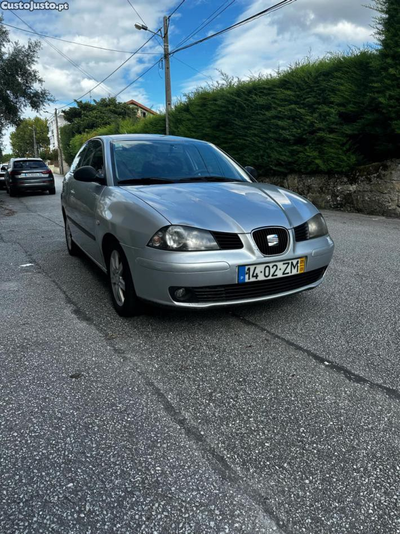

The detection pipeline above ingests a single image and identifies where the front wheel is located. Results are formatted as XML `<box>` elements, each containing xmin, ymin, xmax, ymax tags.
<box><xmin>108</xmin><ymin>244</ymin><xmax>142</xmax><ymax>317</ymax></box>
<box><xmin>64</xmin><ymin>217</ymin><xmax>80</xmax><ymax>256</ymax></box>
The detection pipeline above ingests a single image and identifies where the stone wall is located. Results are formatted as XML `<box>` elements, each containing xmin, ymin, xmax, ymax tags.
<box><xmin>261</xmin><ymin>160</ymin><xmax>400</xmax><ymax>218</ymax></box>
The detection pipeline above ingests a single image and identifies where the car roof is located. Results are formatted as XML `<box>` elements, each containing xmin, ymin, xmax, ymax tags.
<box><xmin>12</xmin><ymin>158</ymin><xmax>44</xmax><ymax>161</ymax></box>
<box><xmin>96</xmin><ymin>134</ymin><xmax>209</xmax><ymax>144</ymax></box>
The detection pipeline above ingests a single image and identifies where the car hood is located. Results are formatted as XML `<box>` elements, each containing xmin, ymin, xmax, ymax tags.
<box><xmin>122</xmin><ymin>182</ymin><xmax>318</xmax><ymax>234</ymax></box>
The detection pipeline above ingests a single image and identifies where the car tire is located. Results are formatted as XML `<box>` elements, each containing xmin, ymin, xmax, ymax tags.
<box><xmin>49</xmin><ymin>187</ymin><xmax>56</xmax><ymax>195</ymax></box>
<box><xmin>64</xmin><ymin>217</ymin><xmax>80</xmax><ymax>256</ymax></box>
<box><xmin>9</xmin><ymin>186</ymin><xmax>17</xmax><ymax>197</ymax></box>
<box><xmin>107</xmin><ymin>243</ymin><xmax>142</xmax><ymax>317</ymax></box>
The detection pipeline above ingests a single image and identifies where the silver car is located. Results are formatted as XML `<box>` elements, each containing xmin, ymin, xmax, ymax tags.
<box><xmin>61</xmin><ymin>135</ymin><xmax>334</xmax><ymax>316</ymax></box>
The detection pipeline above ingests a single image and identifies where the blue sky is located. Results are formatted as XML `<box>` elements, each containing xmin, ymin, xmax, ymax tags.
<box><xmin>1</xmin><ymin>0</ymin><xmax>375</xmax><ymax>151</ymax></box>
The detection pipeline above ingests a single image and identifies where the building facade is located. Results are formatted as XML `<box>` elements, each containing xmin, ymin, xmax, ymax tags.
<box><xmin>126</xmin><ymin>99</ymin><xmax>157</xmax><ymax>119</ymax></box>
<box><xmin>48</xmin><ymin>112</ymin><xmax>68</xmax><ymax>150</ymax></box>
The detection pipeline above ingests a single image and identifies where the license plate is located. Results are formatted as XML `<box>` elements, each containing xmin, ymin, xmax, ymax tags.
<box><xmin>238</xmin><ymin>257</ymin><xmax>306</xmax><ymax>283</ymax></box>
<box><xmin>22</xmin><ymin>173</ymin><xmax>42</xmax><ymax>178</ymax></box>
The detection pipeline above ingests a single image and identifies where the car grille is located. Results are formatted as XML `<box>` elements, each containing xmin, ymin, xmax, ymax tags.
<box><xmin>294</xmin><ymin>222</ymin><xmax>309</xmax><ymax>242</ymax></box>
<box><xmin>171</xmin><ymin>267</ymin><xmax>326</xmax><ymax>304</ymax></box>
<box><xmin>252</xmin><ymin>227</ymin><xmax>289</xmax><ymax>255</ymax></box>
<box><xmin>211</xmin><ymin>231</ymin><xmax>243</xmax><ymax>250</ymax></box>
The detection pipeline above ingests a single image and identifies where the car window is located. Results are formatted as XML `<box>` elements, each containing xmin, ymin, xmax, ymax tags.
<box><xmin>70</xmin><ymin>144</ymin><xmax>88</xmax><ymax>174</ymax></box>
<box><xmin>91</xmin><ymin>145</ymin><xmax>105</xmax><ymax>175</ymax></box>
<box><xmin>81</xmin><ymin>140</ymin><xmax>104</xmax><ymax>175</ymax></box>
<box><xmin>14</xmin><ymin>160</ymin><xmax>46</xmax><ymax>170</ymax></box>
<box><xmin>111</xmin><ymin>140</ymin><xmax>252</xmax><ymax>184</ymax></box>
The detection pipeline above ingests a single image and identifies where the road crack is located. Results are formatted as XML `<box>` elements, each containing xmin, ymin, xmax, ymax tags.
<box><xmin>231</xmin><ymin>312</ymin><xmax>400</xmax><ymax>403</ymax></box>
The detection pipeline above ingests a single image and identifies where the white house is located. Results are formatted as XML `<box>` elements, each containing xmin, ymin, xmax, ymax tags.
<box><xmin>48</xmin><ymin>112</ymin><xmax>68</xmax><ymax>150</ymax></box>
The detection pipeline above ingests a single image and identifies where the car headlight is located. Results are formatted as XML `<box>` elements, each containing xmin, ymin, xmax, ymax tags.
<box><xmin>307</xmin><ymin>214</ymin><xmax>328</xmax><ymax>239</ymax></box>
<box><xmin>148</xmin><ymin>225</ymin><xmax>219</xmax><ymax>251</ymax></box>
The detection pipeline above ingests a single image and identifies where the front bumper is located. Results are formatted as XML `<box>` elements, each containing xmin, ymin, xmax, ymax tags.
<box><xmin>122</xmin><ymin>232</ymin><xmax>334</xmax><ymax>309</ymax></box>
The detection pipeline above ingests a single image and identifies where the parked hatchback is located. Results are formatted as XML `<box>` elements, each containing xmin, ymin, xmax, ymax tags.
<box><xmin>5</xmin><ymin>158</ymin><xmax>55</xmax><ymax>196</ymax></box>
<box><xmin>61</xmin><ymin>134</ymin><xmax>334</xmax><ymax>316</ymax></box>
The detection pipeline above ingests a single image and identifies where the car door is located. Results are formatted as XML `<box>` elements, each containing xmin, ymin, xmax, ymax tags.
<box><xmin>67</xmin><ymin>139</ymin><xmax>106</xmax><ymax>265</ymax></box>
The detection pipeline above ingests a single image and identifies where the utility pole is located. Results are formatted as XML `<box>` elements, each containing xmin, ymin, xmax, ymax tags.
<box><xmin>54</xmin><ymin>108</ymin><xmax>64</xmax><ymax>175</ymax></box>
<box><xmin>135</xmin><ymin>18</ymin><xmax>172</xmax><ymax>136</ymax></box>
<box><xmin>32</xmin><ymin>125</ymin><xmax>38</xmax><ymax>158</ymax></box>
<box><xmin>163</xmin><ymin>16</ymin><xmax>172</xmax><ymax>136</ymax></box>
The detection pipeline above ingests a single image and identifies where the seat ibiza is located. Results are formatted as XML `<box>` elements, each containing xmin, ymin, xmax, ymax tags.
<box><xmin>61</xmin><ymin>134</ymin><xmax>334</xmax><ymax>316</ymax></box>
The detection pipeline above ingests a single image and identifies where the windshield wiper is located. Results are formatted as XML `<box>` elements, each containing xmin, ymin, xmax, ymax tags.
<box><xmin>175</xmin><ymin>176</ymin><xmax>243</xmax><ymax>183</ymax></box>
<box><xmin>118</xmin><ymin>177</ymin><xmax>175</xmax><ymax>185</ymax></box>
<box><xmin>118</xmin><ymin>176</ymin><xmax>244</xmax><ymax>185</ymax></box>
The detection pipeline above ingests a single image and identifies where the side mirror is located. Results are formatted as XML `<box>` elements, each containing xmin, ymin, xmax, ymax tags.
<box><xmin>245</xmin><ymin>166</ymin><xmax>258</xmax><ymax>180</ymax></box>
<box><xmin>74</xmin><ymin>165</ymin><xmax>105</xmax><ymax>184</ymax></box>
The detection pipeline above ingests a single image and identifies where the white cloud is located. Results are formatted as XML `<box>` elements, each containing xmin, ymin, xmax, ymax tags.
<box><xmin>312</xmin><ymin>21</ymin><xmax>372</xmax><ymax>43</ymax></box>
<box><xmin>180</xmin><ymin>0</ymin><xmax>375</xmax><ymax>93</ymax></box>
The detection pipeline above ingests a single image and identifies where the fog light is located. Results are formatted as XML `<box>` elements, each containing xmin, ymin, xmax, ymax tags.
<box><xmin>174</xmin><ymin>288</ymin><xmax>187</xmax><ymax>300</ymax></box>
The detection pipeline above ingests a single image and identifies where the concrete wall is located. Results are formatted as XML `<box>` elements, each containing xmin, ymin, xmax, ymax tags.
<box><xmin>48</xmin><ymin>162</ymin><xmax>70</xmax><ymax>176</ymax></box>
<box><xmin>261</xmin><ymin>160</ymin><xmax>400</xmax><ymax>218</ymax></box>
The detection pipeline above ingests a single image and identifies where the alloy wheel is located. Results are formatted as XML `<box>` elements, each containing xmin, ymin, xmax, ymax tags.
<box><xmin>65</xmin><ymin>220</ymin><xmax>73</xmax><ymax>250</ymax></box>
<box><xmin>110</xmin><ymin>249</ymin><xmax>126</xmax><ymax>307</ymax></box>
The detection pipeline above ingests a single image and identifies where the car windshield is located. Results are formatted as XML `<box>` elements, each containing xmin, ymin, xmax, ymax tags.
<box><xmin>14</xmin><ymin>160</ymin><xmax>46</xmax><ymax>170</ymax></box>
<box><xmin>111</xmin><ymin>139</ymin><xmax>253</xmax><ymax>184</ymax></box>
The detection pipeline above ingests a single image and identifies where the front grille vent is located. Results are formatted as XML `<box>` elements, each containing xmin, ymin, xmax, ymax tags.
<box><xmin>211</xmin><ymin>231</ymin><xmax>243</xmax><ymax>250</ymax></box>
<box><xmin>170</xmin><ymin>267</ymin><xmax>326</xmax><ymax>304</ymax></box>
<box><xmin>294</xmin><ymin>222</ymin><xmax>309</xmax><ymax>242</ymax></box>
<box><xmin>252</xmin><ymin>227</ymin><xmax>288</xmax><ymax>256</ymax></box>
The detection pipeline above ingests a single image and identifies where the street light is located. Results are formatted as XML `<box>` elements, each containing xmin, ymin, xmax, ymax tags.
<box><xmin>135</xmin><ymin>16</ymin><xmax>172</xmax><ymax>135</ymax></box>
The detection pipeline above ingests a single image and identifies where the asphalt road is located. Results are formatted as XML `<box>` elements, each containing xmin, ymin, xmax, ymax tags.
<box><xmin>0</xmin><ymin>174</ymin><xmax>399</xmax><ymax>534</ymax></box>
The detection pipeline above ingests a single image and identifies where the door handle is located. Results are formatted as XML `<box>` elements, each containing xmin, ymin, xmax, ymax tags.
<box><xmin>70</xmin><ymin>189</ymin><xmax>75</xmax><ymax>195</ymax></box>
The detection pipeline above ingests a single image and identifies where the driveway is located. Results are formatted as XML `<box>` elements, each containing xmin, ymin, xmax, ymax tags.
<box><xmin>0</xmin><ymin>175</ymin><xmax>399</xmax><ymax>533</ymax></box>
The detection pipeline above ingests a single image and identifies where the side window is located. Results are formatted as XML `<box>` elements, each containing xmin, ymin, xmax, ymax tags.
<box><xmin>80</xmin><ymin>142</ymin><xmax>96</xmax><ymax>167</ymax></box>
<box><xmin>70</xmin><ymin>144</ymin><xmax>87</xmax><ymax>173</ymax></box>
<box><xmin>91</xmin><ymin>145</ymin><xmax>105</xmax><ymax>176</ymax></box>
<box><xmin>81</xmin><ymin>140</ymin><xmax>105</xmax><ymax>176</ymax></box>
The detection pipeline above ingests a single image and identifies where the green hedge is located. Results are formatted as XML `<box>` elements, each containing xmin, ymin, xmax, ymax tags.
<box><xmin>66</xmin><ymin>50</ymin><xmax>399</xmax><ymax>174</ymax></box>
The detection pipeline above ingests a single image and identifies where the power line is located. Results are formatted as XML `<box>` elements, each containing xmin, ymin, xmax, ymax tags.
<box><xmin>124</xmin><ymin>0</ymin><xmax>164</xmax><ymax>50</ymax></box>
<box><xmin>59</xmin><ymin>31</ymin><xmax>160</xmax><ymax>110</ymax></box>
<box><xmin>126</xmin><ymin>0</ymin><xmax>147</xmax><ymax>26</ymax></box>
<box><xmin>0</xmin><ymin>20</ymin><xmax>160</xmax><ymax>54</ymax></box>
<box><xmin>172</xmin><ymin>56</ymin><xmax>214</xmax><ymax>81</ymax></box>
<box><xmin>168</xmin><ymin>0</ymin><xmax>187</xmax><ymax>19</ymax></box>
<box><xmin>175</xmin><ymin>0</ymin><xmax>235</xmax><ymax>50</ymax></box>
<box><xmin>113</xmin><ymin>56</ymin><xmax>163</xmax><ymax>97</ymax></box>
<box><xmin>171</xmin><ymin>0</ymin><xmax>296</xmax><ymax>56</ymax></box>
<box><xmin>10</xmin><ymin>11</ymin><xmax>114</xmax><ymax>96</ymax></box>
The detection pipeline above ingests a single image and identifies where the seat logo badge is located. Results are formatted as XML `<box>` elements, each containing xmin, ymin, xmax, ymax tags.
<box><xmin>267</xmin><ymin>234</ymin><xmax>279</xmax><ymax>247</ymax></box>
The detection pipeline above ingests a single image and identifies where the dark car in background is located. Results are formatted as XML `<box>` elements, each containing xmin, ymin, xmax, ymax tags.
<box><xmin>5</xmin><ymin>158</ymin><xmax>55</xmax><ymax>197</ymax></box>
<box><xmin>0</xmin><ymin>164</ymin><xmax>7</xmax><ymax>189</ymax></box>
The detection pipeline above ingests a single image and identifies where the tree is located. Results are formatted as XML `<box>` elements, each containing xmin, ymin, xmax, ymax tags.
<box><xmin>0</xmin><ymin>17</ymin><xmax>51</xmax><ymax>138</ymax></box>
<box><xmin>60</xmin><ymin>98</ymin><xmax>138</xmax><ymax>164</ymax></box>
<box><xmin>10</xmin><ymin>117</ymin><xmax>50</xmax><ymax>158</ymax></box>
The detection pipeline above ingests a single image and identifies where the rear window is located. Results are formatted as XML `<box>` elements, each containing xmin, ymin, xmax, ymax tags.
<box><xmin>14</xmin><ymin>160</ymin><xmax>47</xmax><ymax>170</ymax></box>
